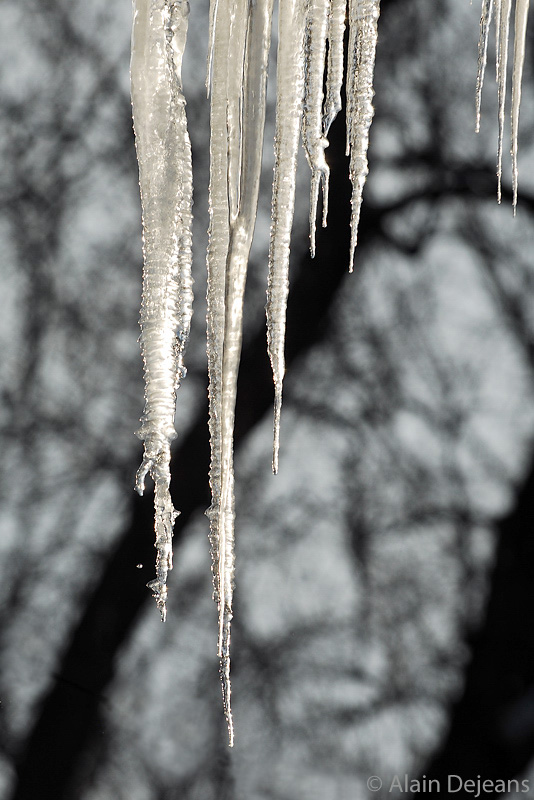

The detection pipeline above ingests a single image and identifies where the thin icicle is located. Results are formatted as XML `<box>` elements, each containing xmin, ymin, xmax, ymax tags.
<box><xmin>207</xmin><ymin>0</ymin><xmax>274</xmax><ymax>745</ymax></box>
<box><xmin>302</xmin><ymin>0</ymin><xmax>330</xmax><ymax>255</ymax></box>
<box><xmin>323</xmin><ymin>0</ymin><xmax>347</xmax><ymax>136</ymax></box>
<box><xmin>497</xmin><ymin>0</ymin><xmax>512</xmax><ymax>203</ymax></box>
<box><xmin>476</xmin><ymin>0</ymin><xmax>494</xmax><ymax>133</ymax></box>
<box><xmin>206</xmin><ymin>0</ymin><xmax>233</xmax><ymax>740</ymax></box>
<box><xmin>266</xmin><ymin>0</ymin><xmax>307</xmax><ymax>474</ymax></box>
<box><xmin>512</xmin><ymin>0</ymin><xmax>530</xmax><ymax>210</ymax></box>
<box><xmin>346</xmin><ymin>0</ymin><xmax>380</xmax><ymax>272</ymax></box>
<box><xmin>131</xmin><ymin>0</ymin><xmax>193</xmax><ymax>622</ymax></box>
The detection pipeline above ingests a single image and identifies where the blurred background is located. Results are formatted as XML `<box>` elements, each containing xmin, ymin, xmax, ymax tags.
<box><xmin>2</xmin><ymin>0</ymin><xmax>534</xmax><ymax>797</ymax></box>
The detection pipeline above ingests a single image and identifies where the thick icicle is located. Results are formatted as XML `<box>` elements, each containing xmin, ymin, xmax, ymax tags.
<box><xmin>302</xmin><ymin>0</ymin><xmax>330</xmax><ymax>255</ymax></box>
<box><xmin>207</xmin><ymin>0</ymin><xmax>274</xmax><ymax>745</ymax></box>
<box><xmin>131</xmin><ymin>0</ymin><xmax>193</xmax><ymax>622</ymax></box>
<box><xmin>512</xmin><ymin>0</ymin><xmax>530</xmax><ymax>209</ymax></box>
<box><xmin>266</xmin><ymin>0</ymin><xmax>307</xmax><ymax>474</ymax></box>
<box><xmin>346</xmin><ymin>0</ymin><xmax>381</xmax><ymax>272</ymax></box>
<box><xmin>476</xmin><ymin>0</ymin><xmax>494</xmax><ymax>133</ymax></box>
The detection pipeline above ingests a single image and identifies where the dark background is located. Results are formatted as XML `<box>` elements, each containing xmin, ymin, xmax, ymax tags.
<box><xmin>2</xmin><ymin>0</ymin><xmax>534</xmax><ymax>797</ymax></box>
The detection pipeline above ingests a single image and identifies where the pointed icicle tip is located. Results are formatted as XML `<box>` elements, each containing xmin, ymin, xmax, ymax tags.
<box><xmin>221</xmin><ymin>658</ymin><xmax>234</xmax><ymax>747</ymax></box>
<box><xmin>147</xmin><ymin>578</ymin><xmax>168</xmax><ymax>622</ymax></box>
<box><xmin>272</xmin><ymin>384</ymin><xmax>282</xmax><ymax>475</ymax></box>
<box><xmin>218</xmin><ymin>606</ymin><xmax>234</xmax><ymax>746</ymax></box>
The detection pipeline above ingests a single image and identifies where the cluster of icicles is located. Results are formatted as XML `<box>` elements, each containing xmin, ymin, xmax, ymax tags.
<box><xmin>130</xmin><ymin>0</ymin><xmax>529</xmax><ymax>744</ymax></box>
<box><xmin>477</xmin><ymin>0</ymin><xmax>531</xmax><ymax>208</ymax></box>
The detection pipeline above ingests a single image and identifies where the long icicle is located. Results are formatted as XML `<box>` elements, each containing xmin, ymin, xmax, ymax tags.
<box><xmin>266</xmin><ymin>0</ymin><xmax>307</xmax><ymax>475</ymax></box>
<box><xmin>206</xmin><ymin>0</ymin><xmax>233</xmax><ymax>740</ymax></box>
<box><xmin>207</xmin><ymin>0</ymin><xmax>274</xmax><ymax>745</ymax></box>
<box><xmin>131</xmin><ymin>0</ymin><xmax>193</xmax><ymax>622</ymax></box>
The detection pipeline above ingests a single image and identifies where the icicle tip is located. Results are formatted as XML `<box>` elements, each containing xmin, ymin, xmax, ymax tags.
<box><xmin>272</xmin><ymin>384</ymin><xmax>282</xmax><ymax>475</ymax></box>
<box><xmin>220</xmin><ymin>659</ymin><xmax>234</xmax><ymax>747</ymax></box>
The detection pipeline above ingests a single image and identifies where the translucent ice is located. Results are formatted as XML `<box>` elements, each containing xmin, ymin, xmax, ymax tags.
<box><xmin>131</xmin><ymin>0</ymin><xmax>193</xmax><ymax>622</ymax></box>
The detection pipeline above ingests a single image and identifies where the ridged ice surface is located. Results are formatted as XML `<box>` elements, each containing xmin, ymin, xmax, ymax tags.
<box><xmin>476</xmin><ymin>0</ymin><xmax>531</xmax><ymax>209</ymax></box>
<box><xmin>207</xmin><ymin>0</ymin><xmax>274</xmax><ymax>745</ymax></box>
<box><xmin>131</xmin><ymin>0</ymin><xmax>193</xmax><ymax>622</ymax></box>
<box><xmin>132</xmin><ymin>0</ymin><xmax>383</xmax><ymax>745</ymax></box>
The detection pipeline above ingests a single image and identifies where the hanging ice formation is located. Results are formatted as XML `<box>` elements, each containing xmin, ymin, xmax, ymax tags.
<box><xmin>476</xmin><ymin>0</ymin><xmax>530</xmax><ymax>209</ymax></box>
<box><xmin>131</xmin><ymin>0</ymin><xmax>193</xmax><ymax>623</ymax></box>
<box><xmin>131</xmin><ymin>0</ymin><xmax>381</xmax><ymax>744</ymax></box>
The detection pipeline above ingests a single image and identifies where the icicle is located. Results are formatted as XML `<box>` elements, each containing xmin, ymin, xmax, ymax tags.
<box><xmin>207</xmin><ymin>0</ymin><xmax>274</xmax><ymax>745</ymax></box>
<box><xmin>206</xmin><ymin>0</ymin><xmax>233</xmax><ymax>738</ymax></box>
<box><xmin>266</xmin><ymin>0</ymin><xmax>307</xmax><ymax>474</ymax></box>
<box><xmin>323</xmin><ymin>0</ymin><xmax>347</xmax><ymax>136</ymax></box>
<box><xmin>346</xmin><ymin>0</ymin><xmax>381</xmax><ymax>272</ymax></box>
<box><xmin>476</xmin><ymin>0</ymin><xmax>494</xmax><ymax>133</ymax></box>
<box><xmin>131</xmin><ymin>0</ymin><xmax>193</xmax><ymax>622</ymax></box>
<box><xmin>497</xmin><ymin>0</ymin><xmax>512</xmax><ymax>203</ymax></box>
<box><xmin>302</xmin><ymin>0</ymin><xmax>330</xmax><ymax>255</ymax></box>
<box><xmin>512</xmin><ymin>0</ymin><xmax>530</xmax><ymax>210</ymax></box>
